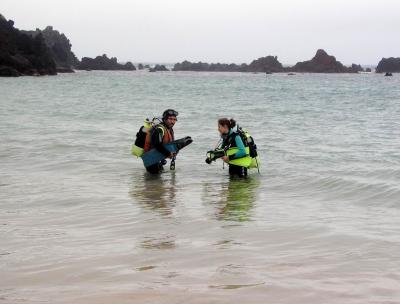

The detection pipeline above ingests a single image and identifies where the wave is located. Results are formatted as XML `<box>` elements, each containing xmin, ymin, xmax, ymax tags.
<box><xmin>282</xmin><ymin>172</ymin><xmax>400</xmax><ymax>209</ymax></box>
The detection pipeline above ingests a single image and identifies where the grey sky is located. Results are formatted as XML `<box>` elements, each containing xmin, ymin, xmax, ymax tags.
<box><xmin>2</xmin><ymin>0</ymin><xmax>399</xmax><ymax>65</ymax></box>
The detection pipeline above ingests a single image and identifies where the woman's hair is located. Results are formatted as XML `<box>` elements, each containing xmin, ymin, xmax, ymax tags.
<box><xmin>218</xmin><ymin>118</ymin><xmax>236</xmax><ymax>129</ymax></box>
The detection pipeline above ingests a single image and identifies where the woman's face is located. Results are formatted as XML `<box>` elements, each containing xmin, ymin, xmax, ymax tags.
<box><xmin>218</xmin><ymin>123</ymin><xmax>229</xmax><ymax>135</ymax></box>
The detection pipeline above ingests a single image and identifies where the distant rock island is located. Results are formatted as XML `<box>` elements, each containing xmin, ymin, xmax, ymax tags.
<box><xmin>22</xmin><ymin>26</ymin><xmax>79</xmax><ymax>73</ymax></box>
<box><xmin>77</xmin><ymin>54</ymin><xmax>136</xmax><ymax>71</ymax></box>
<box><xmin>149</xmin><ymin>64</ymin><xmax>169</xmax><ymax>72</ymax></box>
<box><xmin>173</xmin><ymin>50</ymin><xmax>364</xmax><ymax>73</ymax></box>
<box><xmin>289</xmin><ymin>49</ymin><xmax>363</xmax><ymax>73</ymax></box>
<box><xmin>247</xmin><ymin>56</ymin><xmax>284</xmax><ymax>72</ymax></box>
<box><xmin>173</xmin><ymin>61</ymin><xmax>246</xmax><ymax>72</ymax></box>
<box><xmin>376</xmin><ymin>57</ymin><xmax>400</xmax><ymax>73</ymax></box>
<box><xmin>173</xmin><ymin>55</ymin><xmax>283</xmax><ymax>72</ymax></box>
<box><xmin>0</xmin><ymin>14</ymin><xmax>56</xmax><ymax>76</ymax></box>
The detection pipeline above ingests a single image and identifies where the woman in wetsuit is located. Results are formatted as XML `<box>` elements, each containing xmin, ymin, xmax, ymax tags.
<box><xmin>218</xmin><ymin>118</ymin><xmax>248</xmax><ymax>177</ymax></box>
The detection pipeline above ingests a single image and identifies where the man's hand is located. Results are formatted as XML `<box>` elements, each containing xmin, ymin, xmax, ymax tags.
<box><xmin>222</xmin><ymin>156</ymin><xmax>229</xmax><ymax>163</ymax></box>
<box><xmin>169</xmin><ymin>152</ymin><xmax>177</xmax><ymax>159</ymax></box>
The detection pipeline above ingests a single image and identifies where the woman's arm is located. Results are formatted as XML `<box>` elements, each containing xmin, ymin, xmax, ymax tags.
<box><xmin>228</xmin><ymin>134</ymin><xmax>247</xmax><ymax>160</ymax></box>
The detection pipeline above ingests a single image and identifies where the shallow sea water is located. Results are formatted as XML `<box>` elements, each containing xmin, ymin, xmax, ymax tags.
<box><xmin>1</xmin><ymin>71</ymin><xmax>400</xmax><ymax>303</ymax></box>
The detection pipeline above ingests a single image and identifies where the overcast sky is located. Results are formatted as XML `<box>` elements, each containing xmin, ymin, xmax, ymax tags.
<box><xmin>2</xmin><ymin>0</ymin><xmax>399</xmax><ymax>65</ymax></box>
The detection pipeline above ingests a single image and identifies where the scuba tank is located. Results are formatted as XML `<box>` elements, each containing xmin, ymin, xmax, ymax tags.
<box><xmin>236</xmin><ymin>125</ymin><xmax>260</xmax><ymax>169</ymax></box>
<box><xmin>131</xmin><ymin>118</ymin><xmax>153</xmax><ymax>157</ymax></box>
<box><xmin>237</xmin><ymin>126</ymin><xmax>257</xmax><ymax>157</ymax></box>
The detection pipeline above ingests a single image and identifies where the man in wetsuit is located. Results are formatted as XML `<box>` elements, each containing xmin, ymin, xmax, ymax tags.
<box><xmin>145</xmin><ymin>109</ymin><xmax>178</xmax><ymax>174</ymax></box>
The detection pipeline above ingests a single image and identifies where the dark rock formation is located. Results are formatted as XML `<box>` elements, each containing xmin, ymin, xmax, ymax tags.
<box><xmin>172</xmin><ymin>56</ymin><xmax>284</xmax><ymax>72</ymax></box>
<box><xmin>22</xmin><ymin>26</ymin><xmax>79</xmax><ymax>72</ymax></box>
<box><xmin>149</xmin><ymin>64</ymin><xmax>169</xmax><ymax>72</ymax></box>
<box><xmin>0</xmin><ymin>66</ymin><xmax>21</xmax><ymax>76</ymax></box>
<box><xmin>173</xmin><ymin>61</ymin><xmax>209</xmax><ymax>71</ymax></box>
<box><xmin>291</xmin><ymin>49</ymin><xmax>340</xmax><ymax>73</ymax></box>
<box><xmin>124</xmin><ymin>62</ymin><xmax>136</xmax><ymax>70</ymax></box>
<box><xmin>384</xmin><ymin>72</ymin><xmax>393</xmax><ymax>76</ymax></box>
<box><xmin>209</xmin><ymin>63</ymin><xmax>247</xmax><ymax>72</ymax></box>
<box><xmin>173</xmin><ymin>53</ymin><xmax>364</xmax><ymax>73</ymax></box>
<box><xmin>290</xmin><ymin>49</ymin><xmax>361</xmax><ymax>73</ymax></box>
<box><xmin>348</xmin><ymin>64</ymin><xmax>364</xmax><ymax>73</ymax></box>
<box><xmin>173</xmin><ymin>60</ymin><xmax>247</xmax><ymax>72</ymax></box>
<box><xmin>76</xmin><ymin>54</ymin><xmax>136</xmax><ymax>70</ymax></box>
<box><xmin>138</xmin><ymin>63</ymin><xmax>144</xmax><ymax>70</ymax></box>
<box><xmin>247</xmin><ymin>56</ymin><xmax>284</xmax><ymax>72</ymax></box>
<box><xmin>376</xmin><ymin>58</ymin><xmax>400</xmax><ymax>73</ymax></box>
<box><xmin>0</xmin><ymin>14</ymin><xmax>57</xmax><ymax>76</ymax></box>
<box><xmin>366</xmin><ymin>68</ymin><xmax>372</xmax><ymax>72</ymax></box>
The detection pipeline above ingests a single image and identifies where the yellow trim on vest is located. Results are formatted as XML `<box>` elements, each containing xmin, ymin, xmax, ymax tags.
<box><xmin>157</xmin><ymin>125</ymin><xmax>165</xmax><ymax>137</ymax></box>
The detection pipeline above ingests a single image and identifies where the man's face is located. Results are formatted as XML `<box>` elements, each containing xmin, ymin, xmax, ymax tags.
<box><xmin>165</xmin><ymin>116</ymin><xmax>177</xmax><ymax>128</ymax></box>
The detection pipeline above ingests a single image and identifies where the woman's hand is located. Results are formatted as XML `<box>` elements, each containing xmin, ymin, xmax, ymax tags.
<box><xmin>222</xmin><ymin>156</ymin><xmax>229</xmax><ymax>163</ymax></box>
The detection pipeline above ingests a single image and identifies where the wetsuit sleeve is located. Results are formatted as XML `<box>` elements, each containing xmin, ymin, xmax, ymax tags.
<box><xmin>151</xmin><ymin>127</ymin><xmax>171</xmax><ymax>157</ymax></box>
<box><xmin>228</xmin><ymin>135</ymin><xmax>247</xmax><ymax>160</ymax></box>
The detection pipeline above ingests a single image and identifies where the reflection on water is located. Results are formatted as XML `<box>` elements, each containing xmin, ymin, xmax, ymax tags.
<box><xmin>209</xmin><ymin>282</ymin><xmax>265</xmax><ymax>289</ymax></box>
<box><xmin>129</xmin><ymin>172</ymin><xmax>177</xmax><ymax>217</ymax></box>
<box><xmin>141</xmin><ymin>235</ymin><xmax>176</xmax><ymax>250</ymax></box>
<box><xmin>129</xmin><ymin>172</ymin><xmax>177</xmax><ymax>250</ymax></box>
<box><xmin>204</xmin><ymin>177</ymin><xmax>261</xmax><ymax>222</ymax></box>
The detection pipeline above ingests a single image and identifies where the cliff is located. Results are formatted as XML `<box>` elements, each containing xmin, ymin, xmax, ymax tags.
<box><xmin>0</xmin><ymin>14</ymin><xmax>57</xmax><ymax>76</ymax></box>
<box><xmin>23</xmin><ymin>26</ymin><xmax>79</xmax><ymax>72</ymax></box>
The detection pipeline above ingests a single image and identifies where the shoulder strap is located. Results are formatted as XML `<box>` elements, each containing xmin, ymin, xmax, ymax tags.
<box><xmin>223</xmin><ymin>131</ymin><xmax>236</xmax><ymax>148</ymax></box>
<box><xmin>156</xmin><ymin>124</ymin><xmax>165</xmax><ymax>137</ymax></box>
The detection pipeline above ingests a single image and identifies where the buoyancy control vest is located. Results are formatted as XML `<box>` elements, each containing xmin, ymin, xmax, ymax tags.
<box><xmin>143</xmin><ymin>123</ymin><xmax>174</xmax><ymax>152</ymax></box>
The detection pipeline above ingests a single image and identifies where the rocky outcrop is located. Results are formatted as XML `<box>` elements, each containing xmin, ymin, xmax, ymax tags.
<box><xmin>213</xmin><ymin>63</ymin><xmax>247</xmax><ymax>72</ymax></box>
<box><xmin>247</xmin><ymin>56</ymin><xmax>284</xmax><ymax>72</ymax></box>
<box><xmin>149</xmin><ymin>64</ymin><xmax>169</xmax><ymax>72</ymax></box>
<box><xmin>76</xmin><ymin>54</ymin><xmax>136</xmax><ymax>70</ymax></box>
<box><xmin>290</xmin><ymin>49</ymin><xmax>362</xmax><ymax>73</ymax></box>
<box><xmin>348</xmin><ymin>64</ymin><xmax>364</xmax><ymax>73</ymax></box>
<box><xmin>376</xmin><ymin>57</ymin><xmax>400</xmax><ymax>73</ymax></box>
<box><xmin>173</xmin><ymin>61</ymin><xmax>211</xmax><ymax>71</ymax></box>
<box><xmin>124</xmin><ymin>61</ymin><xmax>136</xmax><ymax>70</ymax></box>
<box><xmin>173</xmin><ymin>52</ymin><xmax>364</xmax><ymax>73</ymax></box>
<box><xmin>22</xmin><ymin>26</ymin><xmax>79</xmax><ymax>72</ymax></box>
<box><xmin>173</xmin><ymin>61</ymin><xmax>247</xmax><ymax>72</ymax></box>
<box><xmin>291</xmin><ymin>49</ymin><xmax>345</xmax><ymax>73</ymax></box>
<box><xmin>172</xmin><ymin>56</ymin><xmax>284</xmax><ymax>73</ymax></box>
<box><xmin>0</xmin><ymin>14</ymin><xmax>57</xmax><ymax>76</ymax></box>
